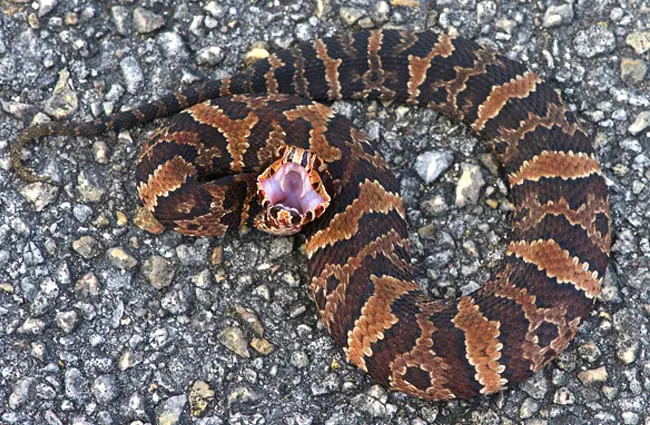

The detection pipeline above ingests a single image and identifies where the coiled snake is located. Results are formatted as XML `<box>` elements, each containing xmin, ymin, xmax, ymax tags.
<box><xmin>12</xmin><ymin>29</ymin><xmax>610</xmax><ymax>399</ymax></box>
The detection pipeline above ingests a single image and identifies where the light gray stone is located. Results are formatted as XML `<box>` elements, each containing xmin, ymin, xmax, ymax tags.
<box><xmin>626</xmin><ymin>31</ymin><xmax>650</xmax><ymax>55</ymax></box>
<box><xmin>628</xmin><ymin>111</ymin><xmax>650</xmax><ymax>135</ymax></box>
<box><xmin>455</xmin><ymin>163</ymin><xmax>485</xmax><ymax>207</ymax></box>
<box><xmin>9</xmin><ymin>377</ymin><xmax>37</xmax><ymax>409</ymax></box>
<box><xmin>196</xmin><ymin>46</ymin><xmax>224</xmax><ymax>66</ymax></box>
<box><xmin>574</xmin><ymin>27</ymin><xmax>616</xmax><ymax>58</ymax></box>
<box><xmin>157</xmin><ymin>394</ymin><xmax>187</xmax><ymax>425</ymax></box>
<box><xmin>133</xmin><ymin>7</ymin><xmax>165</xmax><ymax>34</ymax></box>
<box><xmin>19</xmin><ymin>183</ymin><xmax>58</xmax><ymax>212</ymax></box>
<box><xmin>543</xmin><ymin>4</ymin><xmax>574</xmax><ymax>27</ymax></box>
<box><xmin>119</xmin><ymin>56</ymin><xmax>144</xmax><ymax>95</ymax></box>
<box><xmin>415</xmin><ymin>150</ymin><xmax>454</xmax><ymax>184</ymax></box>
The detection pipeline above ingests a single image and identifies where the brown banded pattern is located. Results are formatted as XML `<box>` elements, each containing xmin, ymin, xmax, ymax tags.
<box><xmin>13</xmin><ymin>29</ymin><xmax>610</xmax><ymax>400</ymax></box>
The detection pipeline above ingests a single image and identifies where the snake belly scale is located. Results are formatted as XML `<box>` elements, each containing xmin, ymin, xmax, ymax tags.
<box><xmin>12</xmin><ymin>29</ymin><xmax>610</xmax><ymax>400</ymax></box>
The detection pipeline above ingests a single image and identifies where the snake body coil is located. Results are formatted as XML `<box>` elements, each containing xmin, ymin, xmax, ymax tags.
<box><xmin>13</xmin><ymin>30</ymin><xmax>610</xmax><ymax>399</ymax></box>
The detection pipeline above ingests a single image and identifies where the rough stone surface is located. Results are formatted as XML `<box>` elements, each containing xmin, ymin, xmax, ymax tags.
<box><xmin>119</xmin><ymin>56</ymin><xmax>144</xmax><ymax>95</ymax></box>
<box><xmin>620</xmin><ymin>58</ymin><xmax>647</xmax><ymax>85</ymax></box>
<box><xmin>133</xmin><ymin>7</ymin><xmax>165</xmax><ymax>34</ymax></box>
<box><xmin>142</xmin><ymin>255</ymin><xmax>175</xmax><ymax>289</ymax></box>
<box><xmin>628</xmin><ymin>111</ymin><xmax>650</xmax><ymax>135</ymax></box>
<box><xmin>543</xmin><ymin>4</ymin><xmax>574</xmax><ymax>28</ymax></box>
<box><xmin>414</xmin><ymin>150</ymin><xmax>454</xmax><ymax>184</ymax></box>
<box><xmin>1</xmin><ymin>2</ymin><xmax>648</xmax><ymax>425</ymax></box>
<box><xmin>157</xmin><ymin>394</ymin><xmax>187</xmax><ymax>425</ymax></box>
<box><xmin>43</xmin><ymin>69</ymin><xmax>78</xmax><ymax>119</ymax></box>
<box><xmin>106</xmin><ymin>247</ymin><xmax>138</xmax><ymax>270</ymax></box>
<box><xmin>92</xmin><ymin>374</ymin><xmax>120</xmax><ymax>404</ymax></box>
<box><xmin>218</xmin><ymin>326</ymin><xmax>250</xmax><ymax>358</ymax></box>
<box><xmin>19</xmin><ymin>182</ymin><xmax>58</xmax><ymax>211</ymax></box>
<box><xmin>574</xmin><ymin>26</ymin><xmax>616</xmax><ymax>58</ymax></box>
<box><xmin>626</xmin><ymin>31</ymin><xmax>650</xmax><ymax>55</ymax></box>
<box><xmin>455</xmin><ymin>163</ymin><xmax>485</xmax><ymax>207</ymax></box>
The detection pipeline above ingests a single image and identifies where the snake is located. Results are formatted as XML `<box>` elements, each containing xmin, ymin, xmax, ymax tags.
<box><xmin>12</xmin><ymin>29</ymin><xmax>611</xmax><ymax>400</ymax></box>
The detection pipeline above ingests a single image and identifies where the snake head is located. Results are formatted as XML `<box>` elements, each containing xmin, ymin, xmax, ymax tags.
<box><xmin>256</xmin><ymin>146</ymin><xmax>330</xmax><ymax>235</ymax></box>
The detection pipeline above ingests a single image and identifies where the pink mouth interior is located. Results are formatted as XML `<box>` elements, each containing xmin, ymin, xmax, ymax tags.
<box><xmin>260</xmin><ymin>163</ymin><xmax>326</xmax><ymax>215</ymax></box>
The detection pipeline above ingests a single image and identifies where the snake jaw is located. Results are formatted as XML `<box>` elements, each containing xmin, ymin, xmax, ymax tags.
<box><xmin>256</xmin><ymin>146</ymin><xmax>330</xmax><ymax>235</ymax></box>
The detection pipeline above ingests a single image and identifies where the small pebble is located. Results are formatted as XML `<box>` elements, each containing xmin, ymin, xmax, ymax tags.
<box><xmin>543</xmin><ymin>4</ymin><xmax>574</xmax><ymax>27</ymax></box>
<box><xmin>622</xmin><ymin>412</ymin><xmax>639</xmax><ymax>425</ymax></box>
<box><xmin>92</xmin><ymin>141</ymin><xmax>109</xmax><ymax>164</ymax></box>
<box><xmin>75</xmin><ymin>272</ymin><xmax>100</xmax><ymax>297</ymax></box>
<box><xmin>120</xmin><ymin>56</ymin><xmax>144</xmax><ymax>95</ymax></box>
<box><xmin>616</xmin><ymin>338</ymin><xmax>639</xmax><ymax>364</ymax></box>
<box><xmin>157</xmin><ymin>394</ymin><xmax>187</xmax><ymax>425</ymax></box>
<box><xmin>20</xmin><ymin>183</ymin><xmax>59</xmax><ymax>212</ymax></box>
<box><xmin>189</xmin><ymin>381</ymin><xmax>215</xmax><ymax>417</ymax></box>
<box><xmin>106</xmin><ymin>247</ymin><xmax>138</xmax><ymax>270</ymax></box>
<box><xmin>23</xmin><ymin>242</ymin><xmax>44</xmax><ymax>265</ymax></box>
<box><xmin>76</xmin><ymin>171</ymin><xmax>105</xmax><ymax>203</ymax></box>
<box><xmin>118</xmin><ymin>350</ymin><xmax>136</xmax><ymax>371</ymax></box>
<box><xmin>456</xmin><ymin>163</ymin><xmax>485</xmax><ymax>207</ymax></box>
<box><xmin>43</xmin><ymin>69</ymin><xmax>78</xmax><ymax>119</ymax></box>
<box><xmin>351</xmin><ymin>385</ymin><xmax>396</xmax><ymax>418</ymax></box>
<box><xmin>196</xmin><ymin>46</ymin><xmax>224</xmax><ymax>66</ymax></box>
<box><xmin>414</xmin><ymin>150</ymin><xmax>453</xmax><ymax>184</ymax></box>
<box><xmin>30</xmin><ymin>342</ymin><xmax>46</xmax><ymax>361</ymax></box>
<box><xmin>269</xmin><ymin>238</ymin><xmax>293</xmax><ymax>260</ymax></box>
<box><xmin>626</xmin><ymin>31</ymin><xmax>650</xmax><ymax>55</ymax></box>
<box><xmin>133</xmin><ymin>7</ymin><xmax>165</xmax><ymax>34</ymax></box>
<box><xmin>218</xmin><ymin>327</ymin><xmax>250</xmax><ymax>358</ymax></box>
<box><xmin>64</xmin><ymin>368</ymin><xmax>87</xmax><ymax>401</ymax></box>
<box><xmin>628</xmin><ymin>111</ymin><xmax>650</xmax><ymax>135</ymax></box>
<box><xmin>64</xmin><ymin>12</ymin><xmax>78</xmax><ymax>26</ymax></box>
<box><xmin>519</xmin><ymin>397</ymin><xmax>539</xmax><ymax>419</ymax></box>
<box><xmin>72</xmin><ymin>236</ymin><xmax>102</xmax><ymax>259</ymax></box>
<box><xmin>55</xmin><ymin>310</ymin><xmax>79</xmax><ymax>334</ymax></box>
<box><xmin>227</xmin><ymin>386</ymin><xmax>258</xmax><ymax>405</ymax></box>
<box><xmin>142</xmin><ymin>255</ymin><xmax>175</xmax><ymax>289</ymax></box>
<box><xmin>574</xmin><ymin>27</ymin><xmax>616</xmax><ymax>58</ymax></box>
<box><xmin>578</xmin><ymin>366</ymin><xmax>608</xmax><ymax>384</ymax></box>
<box><xmin>476</xmin><ymin>1</ymin><xmax>497</xmax><ymax>24</ymax></box>
<box><xmin>161</xmin><ymin>287</ymin><xmax>190</xmax><ymax>314</ymax></box>
<box><xmin>244</xmin><ymin>43</ymin><xmax>270</xmax><ymax>66</ymax></box>
<box><xmin>250</xmin><ymin>337</ymin><xmax>274</xmax><ymax>355</ymax></box>
<box><xmin>620</xmin><ymin>58</ymin><xmax>647</xmax><ymax>85</ymax></box>
<box><xmin>92</xmin><ymin>374</ymin><xmax>120</xmax><ymax>404</ymax></box>
<box><xmin>340</xmin><ymin>7</ymin><xmax>365</xmax><ymax>26</ymax></box>
<box><xmin>18</xmin><ymin>317</ymin><xmax>46</xmax><ymax>335</ymax></box>
<box><xmin>290</xmin><ymin>350</ymin><xmax>309</xmax><ymax>368</ymax></box>
<box><xmin>38</xmin><ymin>0</ymin><xmax>58</xmax><ymax>17</ymax></box>
<box><xmin>204</xmin><ymin>1</ymin><xmax>224</xmax><ymax>18</ymax></box>
<box><xmin>521</xmin><ymin>373</ymin><xmax>549</xmax><ymax>399</ymax></box>
<box><xmin>110</xmin><ymin>6</ymin><xmax>130</xmax><ymax>35</ymax></box>
<box><xmin>553</xmin><ymin>387</ymin><xmax>575</xmax><ymax>405</ymax></box>
<box><xmin>9</xmin><ymin>377</ymin><xmax>37</xmax><ymax>409</ymax></box>
<box><xmin>72</xmin><ymin>204</ymin><xmax>93</xmax><ymax>223</ymax></box>
<box><xmin>577</xmin><ymin>342</ymin><xmax>601</xmax><ymax>362</ymax></box>
<box><xmin>157</xmin><ymin>31</ymin><xmax>189</xmax><ymax>59</ymax></box>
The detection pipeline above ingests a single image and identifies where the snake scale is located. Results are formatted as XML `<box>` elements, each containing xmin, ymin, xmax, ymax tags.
<box><xmin>13</xmin><ymin>29</ymin><xmax>610</xmax><ymax>400</ymax></box>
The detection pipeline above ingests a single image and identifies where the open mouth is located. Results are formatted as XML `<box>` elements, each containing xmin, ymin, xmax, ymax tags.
<box><xmin>260</xmin><ymin>162</ymin><xmax>326</xmax><ymax>215</ymax></box>
<box><xmin>256</xmin><ymin>147</ymin><xmax>330</xmax><ymax>235</ymax></box>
